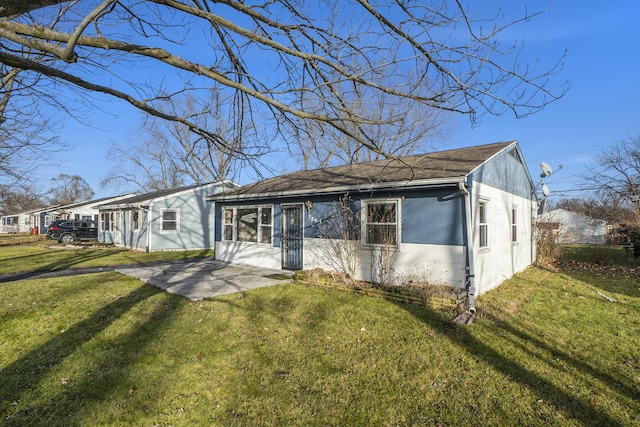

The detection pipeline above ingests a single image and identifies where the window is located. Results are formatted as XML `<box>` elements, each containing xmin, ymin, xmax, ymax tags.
<box><xmin>479</xmin><ymin>201</ymin><xmax>488</xmax><ymax>248</ymax></box>
<box><xmin>162</xmin><ymin>209</ymin><xmax>178</xmax><ymax>231</ymax></box>
<box><xmin>511</xmin><ymin>207</ymin><xmax>518</xmax><ymax>242</ymax></box>
<box><xmin>259</xmin><ymin>207</ymin><xmax>272</xmax><ymax>244</ymax></box>
<box><xmin>132</xmin><ymin>210</ymin><xmax>140</xmax><ymax>230</ymax></box>
<box><xmin>223</xmin><ymin>206</ymin><xmax>272</xmax><ymax>244</ymax></box>
<box><xmin>224</xmin><ymin>208</ymin><xmax>234</xmax><ymax>240</ymax></box>
<box><xmin>363</xmin><ymin>200</ymin><xmax>398</xmax><ymax>246</ymax></box>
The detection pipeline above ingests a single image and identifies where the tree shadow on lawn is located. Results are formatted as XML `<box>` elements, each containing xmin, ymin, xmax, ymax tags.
<box><xmin>398</xmin><ymin>304</ymin><xmax>631</xmax><ymax>427</ymax></box>
<box><xmin>493</xmin><ymin>316</ymin><xmax>640</xmax><ymax>405</ymax></box>
<box><xmin>0</xmin><ymin>282</ymin><xmax>181</xmax><ymax>424</ymax></box>
<box><xmin>560</xmin><ymin>269</ymin><xmax>640</xmax><ymax>299</ymax></box>
<box><xmin>0</xmin><ymin>249</ymin><xmax>128</xmax><ymax>281</ymax></box>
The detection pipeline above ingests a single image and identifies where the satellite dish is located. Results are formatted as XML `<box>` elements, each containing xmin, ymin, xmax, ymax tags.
<box><xmin>542</xmin><ymin>184</ymin><xmax>550</xmax><ymax>197</ymax></box>
<box><xmin>539</xmin><ymin>162</ymin><xmax>552</xmax><ymax>178</ymax></box>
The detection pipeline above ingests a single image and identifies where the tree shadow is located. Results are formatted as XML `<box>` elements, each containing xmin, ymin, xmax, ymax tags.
<box><xmin>561</xmin><ymin>268</ymin><xmax>640</xmax><ymax>299</ymax></box>
<box><xmin>0</xmin><ymin>282</ymin><xmax>178</xmax><ymax>424</ymax></box>
<box><xmin>397</xmin><ymin>303</ymin><xmax>628</xmax><ymax>427</ymax></box>
<box><xmin>492</xmin><ymin>316</ymin><xmax>639</xmax><ymax>403</ymax></box>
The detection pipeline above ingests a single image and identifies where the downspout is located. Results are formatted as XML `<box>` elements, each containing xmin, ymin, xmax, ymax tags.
<box><xmin>459</xmin><ymin>179</ymin><xmax>476</xmax><ymax>314</ymax></box>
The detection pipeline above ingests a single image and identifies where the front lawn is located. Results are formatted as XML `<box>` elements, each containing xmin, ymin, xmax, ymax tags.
<box><xmin>0</xmin><ymin>237</ymin><xmax>213</xmax><ymax>274</ymax></box>
<box><xmin>1</xmin><ymin>262</ymin><xmax>638</xmax><ymax>425</ymax></box>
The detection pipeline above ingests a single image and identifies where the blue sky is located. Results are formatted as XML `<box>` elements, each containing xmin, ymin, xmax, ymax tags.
<box><xmin>39</xmin><ymin>0</ymin><xmax>640</xmax><ymax>200</ymax></box>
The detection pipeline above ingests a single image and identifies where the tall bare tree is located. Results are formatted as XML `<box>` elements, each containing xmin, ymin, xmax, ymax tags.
<box><xmin>0</xmin><ymin>183</ymin><xmax>46</xmax><ymax>214</ymax></box>
<box><xmin>0</xmin><ymin>64</ymin><xmax>64</xmax><ymax>186</ymax></box>
<box><xmin>47</xmin><ymin>173</ymin><xmax>94</xmax><ymax>205</ymax></box>
<box><xmin>101</xmin><ymin>89</ymin><xmax>264</xmax><ymax>191</ymax></box>
<box><xmin>584</xmin><ymin>136</ymin><xmax>640</xmax><ymax>221</ymax></box>
<box><xmin>288</xmin><ymin>74</ymin><xmax>449</xmax><ymax>169</ymax></box>
<box><xmin>0</xmin><ymin>0</ymin><xmax>567</xmax><ymax>164</ymax></box>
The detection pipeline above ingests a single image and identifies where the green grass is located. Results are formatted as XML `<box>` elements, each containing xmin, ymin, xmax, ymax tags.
<box><xmin>0</xmin><ymin>235</ymin><xmax>213</xmax><ymax>274</ymax></box>
<box><xmin>560</xmin><ymin>244</ymin><xmax>639</xmax><ymax>267</ymax></box>
<box><xmin>1</xmin><ymin>242</ymin><xmax>638</xmax><ymax>426</ymax></box>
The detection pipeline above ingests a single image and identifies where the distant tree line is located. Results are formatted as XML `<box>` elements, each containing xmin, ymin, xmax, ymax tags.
<box><xmin>0</xmin><ymin>174</ymin><xmax>93</xmax><ymax>215</ymax></box>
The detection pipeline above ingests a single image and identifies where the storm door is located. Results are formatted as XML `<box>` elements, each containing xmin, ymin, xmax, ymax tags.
<box><xmin>114</xmin><ymin>212</ymin><xmax>122</xmax><ymax>244</ymax></box>
<box><xmin>281</xmin><ymin>205</ymin><xmax>303</xmax><ymax>270</ymax></box>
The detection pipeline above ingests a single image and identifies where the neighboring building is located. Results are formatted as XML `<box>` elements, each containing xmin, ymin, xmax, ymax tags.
<box><xmin>97</xmin><ymin>181</ymin><xmax>237</xmax><ymax>252</ymax></box>
<box><xmin>1</xmin><ymin>206</ymin><xmax>50</xmax><ymax>234</ymax></box>
<box><xmin>537</xmin><ymin>208</ymin><xmax>607</xmax><ymax>245</ymax></box>
<box><xmin>34</xmin><ymin>195</ymin><xmax>136</xmax><ymax>234</ymax></box>
<box><xmin>1</xmin><ymin>195</ymin><xmax>134</xmax><ymax>234</ymax></box>
<box><xmin>208</xmin><ymin>141</ymin><xmax>538</xmax><ymax>311</ymax></box>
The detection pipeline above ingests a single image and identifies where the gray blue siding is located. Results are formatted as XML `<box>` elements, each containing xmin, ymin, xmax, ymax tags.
<box><xmin>401</xmin><ymin>189</ymin><xmax>464</xmax><ymax>245</ymax></box>
<box><xmin>216</xmin><ymin>186</ymin><xmax>464</xmax><ymax>247</ymax></box>
<box><xmin>469</xmin><ymin>147</ymin><xmax>532</xmax><ymax>198</ymax></box>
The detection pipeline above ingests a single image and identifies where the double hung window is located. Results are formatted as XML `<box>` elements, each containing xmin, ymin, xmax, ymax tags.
<box><xmin>479</xmin><ymin>201</ymin><xmax>488</xmax><ymax>248</ymax></box>
<box><xmin>363</xmin><ymin>200</ymin><xmax>398</xmax><ymax>246</ymax></box>
<box><xmin>162</xmin><ymin>209</ymin><xmax>179</xmax><ymax>232</ymax></box>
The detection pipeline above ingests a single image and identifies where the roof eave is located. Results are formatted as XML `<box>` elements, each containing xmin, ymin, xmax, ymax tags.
<box><xmin>209</xmin><ymin>176</ymin><xmax>466</xmax><ymax>202</ymax></box>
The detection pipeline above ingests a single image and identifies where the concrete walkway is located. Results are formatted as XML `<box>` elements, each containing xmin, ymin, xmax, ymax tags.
<box><xmin>116</xmin><ymin>259</ymin><xmax>294</xmax><ymax>300</ymax></box>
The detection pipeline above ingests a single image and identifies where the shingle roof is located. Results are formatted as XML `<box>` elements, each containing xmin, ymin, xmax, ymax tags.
<box><xmin>215</xmin><ymin>141</ymin><xmax>514</xmax><ymax>199</ymax></box>
<box><xmin>98</xmin><ymin>181</ymin><xmax>232</xmax><ymax>208</ymax></box>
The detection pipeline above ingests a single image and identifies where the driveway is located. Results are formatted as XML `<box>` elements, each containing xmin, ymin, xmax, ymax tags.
<box><xmin>116</xmin><ymin>259</ymin><xmax>294</xmax><ymax>300</ymax></box>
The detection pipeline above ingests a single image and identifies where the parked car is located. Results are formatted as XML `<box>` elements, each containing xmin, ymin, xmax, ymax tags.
<box><xmin>46</xmin><ymin>220</ymin><xmax>98</xmax><ymax>243</ymax></box>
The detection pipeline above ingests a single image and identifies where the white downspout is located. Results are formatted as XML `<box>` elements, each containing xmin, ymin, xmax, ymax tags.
<box><xmin>460</xmin><ymin>180</ymin><xmax>476</xmax><ymax>314</ymax></box>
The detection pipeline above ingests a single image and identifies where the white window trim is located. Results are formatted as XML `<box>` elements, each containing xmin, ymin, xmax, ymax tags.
<box><xmin>132</xmin><ymin>209</ymin><xmax>140</xmax><ymax>231</ymax></box>
<box><xmin>161</xmin><ymin>208</ymin><xmax>180</xmax><ymax>233</ymax></box>
<box><xmin>361</xmin><ymin>199</ymin><xmax>400</xmax><ymax>247</ymax></box>
<box><xmin>222</xmin><ymin>205</ymin><xmax>273</xmax><ymax>244</ymax></box>
<box><xmin>478</xmin><ymin>199</ymin><xmax>489</xmax><ymax>249</ymax></box>
<box><xmin>511</xmin><ymin>205</ymin><xmax>518</xmax><ymax>244</ymax></box>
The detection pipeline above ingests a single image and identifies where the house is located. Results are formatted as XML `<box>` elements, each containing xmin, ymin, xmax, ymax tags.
<box><xmin>0</xmin><ymin>195</ymin><xmax>134</xmax><ymax>234</ymax></box>
<box><xmin>1</xmin><ymin>206</ymin><xmax>48</xmax><ymax>233</ymax></box>
<box><xmin>208</xmin><ymin>141</ymin><xmax>538</xmax><ymax>312</ymax></box>
<box><xmin>537</xmin><ymin>208</ymin><xmax>607</xmax><ymax>245</ymax></box>
<box><xmin>34</xmin><ymin>195</ymin><xmax>137</xmax><ymax>234</ymax></box>
<box><xmin>97</xmin><ymin>181</ymin><xmax>237</xmax><ymax>252</ymax></box>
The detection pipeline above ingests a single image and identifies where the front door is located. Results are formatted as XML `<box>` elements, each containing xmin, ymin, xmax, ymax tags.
<box><xmin>281</xmin><ymin>205</ymin><xmax>303</xmax><ymax>270</ymax></box>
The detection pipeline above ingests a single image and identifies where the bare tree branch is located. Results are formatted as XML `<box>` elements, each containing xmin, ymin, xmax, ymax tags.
<box><xmin>0</xmin><ymin>0</ymin><xmax>568</xmax><ymax>171</ymax></box>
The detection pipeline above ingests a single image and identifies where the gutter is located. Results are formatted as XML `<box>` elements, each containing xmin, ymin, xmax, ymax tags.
<box><xmin>460</xmin><ymin>179</ymin><xmax>476</xmax><ymax>314</ymax></box>
<box><xmin>209</xmin><ymin>177</ymin><xmax>466</xmax><ymax>202</ymax></box>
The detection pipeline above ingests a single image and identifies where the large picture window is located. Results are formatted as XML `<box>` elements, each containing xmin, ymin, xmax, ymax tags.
<box><xmin>162</xmin><ymin>209</ymin><xmax>179</xmax><ymax>232</ymax></box>
<box><xmin>363</xmin><ymin>200</ymin><xmax>398</xmax><ymax>246</ymax></box>
<box><xmin>223</xmin><ymin>206</ymin><xmax>272</xmax><ymax>244</ymax></box>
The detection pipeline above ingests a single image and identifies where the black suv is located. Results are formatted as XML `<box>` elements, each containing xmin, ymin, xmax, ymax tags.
<box><xmin>46</xmin><ymin>220</ymin><xmax>98</xmax><ymax>243</ymax></box>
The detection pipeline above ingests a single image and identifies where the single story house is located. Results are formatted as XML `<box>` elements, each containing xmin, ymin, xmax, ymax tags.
<box><xmin>0</xmin><ymin>195</ymin><xmax>134</xmax><ymax>234</ymax></box>
<box><xmin>208</xmin><ymin>141</ymin><xmax>538</xmax><ymax>312</ymax></box>
<box><xmin>537</xmin><ymin>208</ymin><xmax>607</xmax><ymax>245</ymax></box>
<box><xmin>97</xmin><ymin>181</ymin><xmax>237</xmax><ymax>252</ymax></box>
<box><xmin>1</xmin><ymin>206</ymin><xmax>53</xmax><ymax>234</ymax></box>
